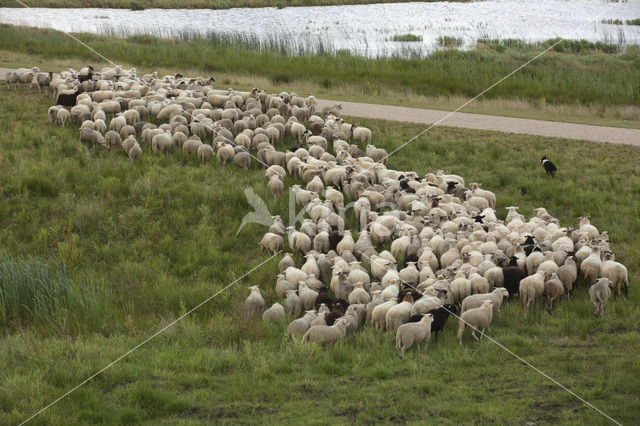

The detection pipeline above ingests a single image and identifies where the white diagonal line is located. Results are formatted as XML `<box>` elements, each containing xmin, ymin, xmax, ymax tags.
<box><xmin>19</xmin><ymin>251</ymin><xmax>281</xmax><ymax>425</ymax></box>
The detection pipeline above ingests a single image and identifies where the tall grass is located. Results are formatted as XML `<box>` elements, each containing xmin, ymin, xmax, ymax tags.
<box><xmin>1</xmin><ymin>25</ymin><xmax>639</xmax><ymax>107</ymax></box>
<box><xmin>0</xmin><ymin>251</ymin><xmax>109</xmax><ymax>333</ymax></box>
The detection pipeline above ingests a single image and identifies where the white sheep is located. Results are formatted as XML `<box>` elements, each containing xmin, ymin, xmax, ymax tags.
<box><xmin>284</xmin><ymin>290</ymin><xmax>303</xmax><ymax>317</ymax></box>
<box><xmin>268</xmin><ymin>175</ymin><xmax>284</xmax><ymax>198</ymax></box>
<box><xmin>55</xmin><ymin>108</ymin><xmax>71</xmax><ymax>126</ymax></box>
<box><xmin>128</xmin><ymin>142</ymin><xmax>142</xmax><ymax>161</ymax></box>
<box><xmin>385</xmin><ymin>294</ymin><xmax>414</xmax><ymax>332</ymax></box>
<box><xmin>259</xmin><ymin>232</ymin><xmax>284</xmax><ymax>255</ymax></box>
<box><xmin>371</xmin><ymin>299</ymin><xmax>398</xmax><ymax>332</ymax></box>
<box><xmin>302</xmin><ymin>318</ymin><xmax>349</xmax><ymax>346</ymax></box>
<box><xmin>556</xmin><ymin>257</ymin><xmax>578</xmax><ymax>296</ymax></box>
<box><xmin>580</xmin><ymin>246</ymin><xmax>601</xmax><ymax>284</ymax></box>
<box><xmin>262</xmin><ymin>303</ymin><xmax>285</xmax><ymax>324</ymax></box>
<box><xmin>245</xmin><ymin>285</ymin><xmax>265</xmax><ymax>317</ymax></box>
<box><xmin>589</xmin><ymin>278</ymin><xmax>611</xmax><ymax>316</ymax></box>
<box><xmin>461</xmin><ymin>287</ymin><xmax>509</xmax><ymax>314</ymax></box>
<box><xmin>287</xmin><ymin>227</ymin><xmax>312</xmax><ymax>255</ymax></box>
<box><xmin>519</xmin><ymin>270</ymin><xmax>546</xmax><ymax>316</ymax></box>
<box><xmin>600</xmin><ymin>252</ymin><xmax>629</xmax><ymax>296</ymax></box>
<box><xmin>544</xmin><ymin>273</ymin><xmax>564</xmax><ymax>312</ymax></box>
<box><xmin>197</xmin><ymin>144</ymin><xmax>215</xmax><ymax>163</ymax></box>
<box><xmin>287</xmin><ymin>311</ymin><xmax>317</xmax><ymax>339</ymax></box>
<box><xmin>396</xmin><ymin>313</ymin><xmax>434</xmax><ymax>356</ymax></box>
<box><xmin>348</xmin><ymin>282</ymin><xmax>371</xmax><ymax>305</ymax></box>
<box><xmin>457</xmin><ymin>300</ymin><xmax>494</xmax><ymax>345</ymax></box>
<box><xmin>298</xmin><ymin>282</ymin><xmax>318</xmax><ymax>310</ymax></box>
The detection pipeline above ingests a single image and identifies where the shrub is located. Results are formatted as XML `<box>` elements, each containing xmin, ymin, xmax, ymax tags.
<box><xmin>437</xmin><ymin>36</ymin><xmax>463</xmax><ymax>48</ymax></box>
<box><xmin>129</xmin><ymin>1</ymin><xmax>146</xmax><ymax>10</ymax></box>
<box><xmin>392</xmin><ymin>34</ymin><xmax>423</xmax><ymax>42</ymax></box>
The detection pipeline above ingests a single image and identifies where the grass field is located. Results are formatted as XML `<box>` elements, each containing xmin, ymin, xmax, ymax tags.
<box><xmin>0</xmin><ymin>0</ymin><xmax>470</xmax><ymax>9</ymax></box>
<box><xmin>0</xmin><ymin>74</ymin><xmax>639</xmax><ymax>424</ymax></box>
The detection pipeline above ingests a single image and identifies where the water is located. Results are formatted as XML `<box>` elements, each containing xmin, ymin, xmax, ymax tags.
<box><xmin>1</xmin><ymin>0</ymin><xmax>639</xmax><ymax>57</ymax></box>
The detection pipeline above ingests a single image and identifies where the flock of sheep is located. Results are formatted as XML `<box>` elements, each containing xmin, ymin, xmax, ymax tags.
<box><xmin>7</xmin><ymin>63</ymin><xmax>630</xmax><ymax>355</ymax></box>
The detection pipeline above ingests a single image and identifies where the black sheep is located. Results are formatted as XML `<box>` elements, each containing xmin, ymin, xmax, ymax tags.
<box><xmin>78</xmin><ymin>71</ymin><xmax>93</xmax><ymax>83</ymax></box>
<box><xmin>328</xmin><ymin>229</ymin><xmax>343</xmax><ymax>251</ymax></box>
<box><xmin>427</xmin><ymin>304</ymin><xmax>457</xmax><ymax>341</ymax></box>
<box><xmin>313</xmin><ymin>286</ymin><xmax>334</xmax><ymax>309</ymax></box>
<box><xmin>502</xmin><ymin>256</ymin><xmax>525</xmax><ymax>297</ymax></box>
<box><xmin>407</xmin><ymin>304</ymin><xmax>457</xmax><ymax>341</ymax></box>
<box><xmin>55</xmin><ymin>88</ymin><xmax>81</xmax><ymax>107</ymax></box>
<box><xmin>540</xmin><ymin>156</ymin><xmax>557</xmax><ymax>177</ymax></box>
<box><xmin>324</xmin><ymin>303</ymin><xmax>346</xmax><ymax>326</ymax></box>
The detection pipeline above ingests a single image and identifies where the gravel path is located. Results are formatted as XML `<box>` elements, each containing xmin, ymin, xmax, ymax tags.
<box><xmin>3</xmin><ymin>67</ymin><xmax>638</xmax><ymax>147</ymax></box>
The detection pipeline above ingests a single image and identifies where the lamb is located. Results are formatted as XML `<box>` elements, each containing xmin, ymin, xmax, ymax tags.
<box><xmin>245</xmin><ymin>285</ymin><xmax>265</xmax><ymax>317</ymax></box>
<box><xmin>395</xmin><ymin>313</ymin><xmax>434</xmax><ymax>356</ymax></box>
<box><xmin>600</xmin><ymin>251</ymin><xmax>629</xmax><ymax>296</ymax></box>
<box><xmin>589</xmin><ymin>278</ymin><xmax>611</xmax><ymax>316</ymax></box>
<box><xmin>302</xmin><ymin>318</ymin><xmax>349</xmax><ymax>346</ymax></box>
<box><xmin>262</xmin><ymin>303</ymin><xmax>285</xmax><ymax>324</ymax></box>
<box><xmin>258</xmin><ymin>232</ymin><xmax>284</xmax><ymax>255</ymax></box>
<box><xmin>457</xmin><ymin>300</ymin><xmax>494</xmax><ymax>346</ymax></box>
<box><xmin>461</xmin><ymin>287</ymin><xmax>509</xmax><ymax>314</ymax></box>
<box><xmin>285</xmin><ymin>290</ymin><xmax>303</xmax><ymax>317</ymax></box>
<box><xmin>544</xmin><ymin>273</ymin><xmax>565</xmax><ymax>312</ymax></box>
<box><xmin>287</xmin><ymin>311</ymin><xmax>317</xmax><ymax>339</ymax></box>
<box><xmin>519</xmin><ymin>270</ymin><xmax>546</xmax><ymax>316</ymax></box>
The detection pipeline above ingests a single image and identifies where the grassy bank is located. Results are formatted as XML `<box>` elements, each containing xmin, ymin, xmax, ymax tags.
<box><xmin>1</xmin><ymin>78</ymin><xmax>639</xmax><ymax>423</ymax></box>
<box><xmin>0</xmin><ymin>0</ymin><xmax>469</xmax><ymax>9</ymax></box>
<box><xmin>1</xmin><ymin>24</ymin><xmax>639</xmax><ymax>111</ymax></box>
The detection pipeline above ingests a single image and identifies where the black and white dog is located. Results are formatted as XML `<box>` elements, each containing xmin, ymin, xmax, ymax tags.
<box><xmin>540</xmin><ymin>156</ymin><xmax>557</xmax><ymax>177</ymax></box>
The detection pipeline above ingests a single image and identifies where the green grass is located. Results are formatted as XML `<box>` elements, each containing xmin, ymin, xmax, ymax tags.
<box><xmin>391</xmin><ymin>33</ymin><xmax>423</xmax><ymax>42</ymax></box>
<box><xmin>437</xmin><ymin>35</ymin><xmax>463</xmax><ymax>48</ymax></box>
<box><xmin>0</xmin><ymin>77</ymin><xmax>639</xmax><ymax>423</ymax></box>
<box><xmin>1</xmin><ymin>25</ymin><xmax>639</xmax><ymax>109</ymax></box>
<box><xmin>0</xmin><ymin>0</ymin><xmax>470</xmax><ymax>8</ymax></box>
<box><xmin>627</xmin><ymin>19</ymin><xmax>640</xmax><ymax>26</ymax></box>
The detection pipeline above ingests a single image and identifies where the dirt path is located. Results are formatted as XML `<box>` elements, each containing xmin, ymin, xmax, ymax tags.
<box><xmin>3</xmin><ymin>67</ymin><xmax>638</xmax><ymax>147</ymax></box>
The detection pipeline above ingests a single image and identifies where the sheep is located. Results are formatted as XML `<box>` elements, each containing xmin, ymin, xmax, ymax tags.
<box><xmin>589</xmin><ymin>278</ymin><xmax>611</xmax><ymax>316</ymax></box>
<box><xmin>56</xmin><ymin>88</ymin><xmax>81</xmax><ymax>107</ymax></box>
<box><xmin>461</xmin><ymin>287</ymin><xmax>509</xmax><ymax>314</ymax></box>
<box><xmin>104</xmin><ymin>130</ymin><xmax>122</xmax><ymax>150</ymax></box>
<box><xmin>396</xmin><ymin>313</ymin><xmax>434</xmax><ymax>356</ymax></box>
<box><xmin>79</xmin><ymin>128</ymin><xmax>105</xmax><ymax>146</ymax></box>
<box><xmin>302</xmin><ymin>318</ymin><xmax>349</xmax><ymax>346</ymax></box>
<box><xmin>544</xmin><ymin>273</ymin><xmax>565</xmax><ymax>312</ymax></box>
<box><xmin>285</xmin><ymin>289</ymin><xmax>303</xmax><ymax>318</ymax></box>
<box><xmin>215</xmin><ymin>142</ymin><xmax>234</xmax><ymax>163</ymax></box>
<box><xmin>556</xmin><ymin>257</ymin><xmax>578</xmax><ymax>297</ymax></box>
<box><xmin>371</xmin><ymin>299</ymin><xmax>398</xmax><ymax>332</ymax></box>
<box><xmin>245</xmin><ymin>285</ymin><xmax>265</xmax><ymax>317</ymax></box>
<box><xmin>152</xmin><ymin>132</ymin><xmax>173</xmax><ymax>154</ymax></box>
<box><xmin>457</xmin><ymin>300</ymin><xmax>494</xmax><ymax>346</ymax></box>
<box><xmin>278</xmin><ymin>253</ymin><xmax>295</xmax><ymax>273</ymax></box>
<box><xmin>348</xmin><ymin>282</ymin><xmax>371</xmax><ymax>305</ymax></box>
<box><xmin>197</xmin><ymin>144</ymin><xmax>215</xmax><ymax>163</ymax></box>
<box><xmin>36</xmin><ymin>71</ymin><xmax>52</xmax><ymax>92</ymax></box>
<box><xmin>287</xmin><ymin>227</ymin><xmax>312</xmax><ymax>255</ymax></box>
<box><xmin>385</xmin><ymin>294</ymin><xmax>414</xmax><ymax>332</ymax></box>
<box><xmin>580</xmin><ymin>246</ymin><xmax>601</xmax><ymax>284</ymax></box>
<box><xmin>128</xmin><ymin>142</ymin><xmax>142</xmax><ymax>161</ymax></box>
<box><xmin>55</xmin><ymin>108</ymin><xmax>71</xmax><ymax>127</ymax></box>
<box><xmin>5</xmin><ymin>71</ymin><xmax>18</xmax><ymax>89</ymax></box>
<box><xmin>233</xmin><ymin>151</ymin><xmax>251</xmax><ymax>170</ymax></box>
<box><xmin>600</xmin><ymin>252</ymin><xmax>629</xmax><ymax>296</ymax></box>
<box><xmin>262</xmin><ymin>303</ymin><xmax>285</xmax><ymax>324</ymax></box>
<box><xmin>259</xmin><ymin>232</ymin><xmax>284</xmax><ymax>255</ymax></box>
<box><xmin>287</xmin><ymin>311</ymin><xmax>317</xmax><ymax>339</ymax></box>
<box><xmin>298</xmin><ymin>282</ymin><xmax>319</xmax><ymax>310</ymax></box>
<box><xmin>426</xmin><ymin>304</ymin><xmax>457</xmax><ymax>341</ymax></box>
<box><xmin>519</xmin><ymin>270</ymin><xmax>546</xmax><ymax>316</ymax></box>
<box><xmin>352</xmin><ymin>125</ymin><xmax>372</xmax><ymax>144</ymax></box>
